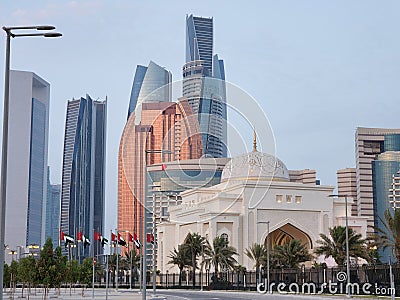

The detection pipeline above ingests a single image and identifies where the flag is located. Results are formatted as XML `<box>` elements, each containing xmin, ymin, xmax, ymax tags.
<box><xmin>82</xmin><ymin>234</ymin><xmax>91</xmax><ymax>248</ymax></box>
<box><xmin>94</xmin><ymin>231</ymin><xmax>101</xmax><ymax>241</ymax></box>
<box><xmin>100</xmin><ymin>235</ymin><xmax>108</xmax><ymax>248</ymax></box>
<box><xmin>128</xmin><ymin>233</ymin><xmax>133</xmax><ymax>243</ymax></box>
<box><xmin>60</xmin><ymin>230</ymin><xmax>65</xmax><ymax>241</ymax></box>
<box><xmin>161</xmin><ymin>164</ymin><xmax>166</xmax><ymax>171</ymax></box>
<box><xmin>147</xmin><ymin>233</ymin><xmax>155</xmax><ymax>244</ymax></box>
<box><xmin>63</xmin><ymin>234</ymin><xmax>75</xmax><ymax>248</ymax></box>
<box><xmin>111</xmin><ymin>232</ymin><xmax>116</xmax><ymax>243</ymax></box>
<box><xmin>77</xmin><ymin>231</ymin><xmax>83</xmax><ymax>241</ymax></box>
<box><xmin>134</xmin><ymin>233</ymin><xmax>141</xmax><ymax>249</ymax></box>
<box><xmin>118</xmin><ymin>233</ymin><xmax>127</xmax><ymax>247</ymax></box>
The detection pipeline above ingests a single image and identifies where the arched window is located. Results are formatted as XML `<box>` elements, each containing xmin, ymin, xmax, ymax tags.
<box><xmin>221</xmin><ymin>233</ymin><xmax>229</xmax><ymax>244</ymax></box>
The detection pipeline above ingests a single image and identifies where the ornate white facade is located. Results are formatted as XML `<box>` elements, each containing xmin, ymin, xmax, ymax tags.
<box><xmin>157</xmin><ymin>150</ymin><xmax>368</xmax><ymax>272</ymax></box>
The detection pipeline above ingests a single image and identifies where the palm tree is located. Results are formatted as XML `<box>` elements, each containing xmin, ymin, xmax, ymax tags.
<box><xmin>124</xmin><ymin>249</ymin><xmax>141</xmax><ymax>284</ymax></box>
<box><xmin>314</xmin><ymin>226</ymin><xmax>369</xmax><ymax>266</ymax></box>
<box><xmin>273</xmin><ymin>239</ymin><xmax>312</xmax><ymax>268</ymax></box>
<box><xmin>371</xmin><ymin>208</ymin><xmax>400</xmax><ymax>262</ymax></box>
<box><xmin>182</xmin><ymin>232</ymin><xmax>207</xmax><ymax>287</ymax></box>
<box><xmin>245</xmin><ymin>243</ymin><xmax>267</xmax><ymax>273</ymax></box>
<box><xmin>203</xmin><ymin>235</ymin><xmax>238</xmax><ymax>274</ymax></box>
<box><xmin>168</xmin><ymin>245</ymin><xmax>191</xmax><ymax>286</ymax></box>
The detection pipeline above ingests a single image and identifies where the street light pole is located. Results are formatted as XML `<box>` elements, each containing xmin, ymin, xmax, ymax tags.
<box><xmin>257</xmin><ymin>221</ymin><xmax>270</xmax><ymax>292</ymax></box>
<box><xmin>329</xmin><ymin>194</ymin><xmax>351</xmax><ymax>298</ymax></box>
<box><xmin>0</xmin><ymin>26</ymin><xmax>61</xmax><ymax>299</ymax></box>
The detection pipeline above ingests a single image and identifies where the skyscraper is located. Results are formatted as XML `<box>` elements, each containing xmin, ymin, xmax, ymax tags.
<box><xmin>337</xmin><ymin>168</ymin><xmax>357</xmax><ymax>216</ymax></box>
<box><xmin>127</xmin><ymin>61</ymin><xmax>172</xmax><ymax>122</ymax></box>
<box><xmin>60</xmin><ymin>95</ymin><xmax>107</xmax><ymax>257</ymax></box>
<box><xmin>4</xmin><ymin>70</ymin><xmax>50</xmax><ymax>260</ymax></box>
<box><xmin>355</xmin><ymin>127</ymin><xmax>400</xmax><ymax>233</ymax></box>
<box><xmin>118</xmin><ymin>100</ymin><xmax>203</xmax><ymax>249</ymax></box>
<box><xmin>183</xmin><ymin>14</ymin><xmax>227</xmax><ymax>158</ymax></box>
<box><xmin>45</xmin><ymin>166</ymin><xmax>61</xmax><ymax>245</ymax></box>
<box><xmin>371</xmin><ymin>134</ymin><xmax>400</xmax><ymax>261</ymax></box>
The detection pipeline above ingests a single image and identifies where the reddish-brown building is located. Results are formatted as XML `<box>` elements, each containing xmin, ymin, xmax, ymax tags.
<box><xmin>117</xmin><ymin>99</ymin><xmax>202</xmax><ymax>245</ymax></box>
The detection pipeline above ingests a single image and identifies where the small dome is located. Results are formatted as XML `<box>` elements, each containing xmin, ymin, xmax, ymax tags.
<box><xmin>221</xmin><ymin>151</ymin><xmax>290</xmax><ymax>182</ymax></box>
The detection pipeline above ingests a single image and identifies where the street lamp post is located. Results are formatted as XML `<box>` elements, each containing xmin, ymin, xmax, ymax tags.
<box><xmin>0</xmin><ymin>25</ymin><xmax>61</xmax><ymax>299</ymax></box>
<box><xmin>143</xmin><ymin>149</ymin><xmax>172</xmax><ymax>300</ymax></box>
<box><xmin>257</xmin><ymin>221</ymin><xmax>270</xmax><ymax>292</ymax></box>
<box><xmin>329</xmin><ymin>194</ymin><xmax>351</xmax><ymax>298</ymax></box>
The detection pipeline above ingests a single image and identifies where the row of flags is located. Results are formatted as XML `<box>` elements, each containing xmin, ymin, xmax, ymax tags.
<box><xmin>59</xmin><ymin>230</ymin><xmax>154</xmax><ymax>250</ymax></box>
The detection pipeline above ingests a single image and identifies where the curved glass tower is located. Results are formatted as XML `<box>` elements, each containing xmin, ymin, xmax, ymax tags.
<box><xmin>127</xmin><ymin>61</ymin><xmax>172</xmax><ymax>123</ymax></box>
<box><xmin>372</xmin><ymin>134</ymin><xmax>400</xmax><ymax>262</ymax></box>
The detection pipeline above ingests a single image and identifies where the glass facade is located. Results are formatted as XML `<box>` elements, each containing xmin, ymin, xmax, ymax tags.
<box><xmin>128</xmin><ymin>61</ymin><xmax>172</xmax><ymax>124</ymax></box>
<box><xmin>61</xmin><ymin>95</ymin><xmax>106</xmax><ymax>257</ymax></box>
<box><xmin>186</xmin><ymin>15</ymin><xmax>213</xmax><ymax>75</ymax></box>
<box><xmin>183</xmin><ymin>15</ymin><xmax>227</xmax><ymax>158</ymax></box>
<box><xmin>45</xmin><ymin>167</ymin><xmax>61</xmax><ymax>245</ymax></box>
<box><xmin>27</xmin><ymin>98</ymin><xmax>46</xmax><ymax>246</ymax></box>
<box><xmin>372</xmin><ymin>134</ymin><xmax>400</xmax><ymax>262</ymax></box>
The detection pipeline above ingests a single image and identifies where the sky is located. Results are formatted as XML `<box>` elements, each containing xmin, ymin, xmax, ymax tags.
<box><xmin>0</xmin><ymin>1</ymin><xmax>399</xmax><ymax>234</ymax></box>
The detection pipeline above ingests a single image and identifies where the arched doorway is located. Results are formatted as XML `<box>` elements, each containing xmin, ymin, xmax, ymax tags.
<box><xmin>264</xmin><ymin>223</ymin><xmax>313</xmax><ymax>251</ymax></box>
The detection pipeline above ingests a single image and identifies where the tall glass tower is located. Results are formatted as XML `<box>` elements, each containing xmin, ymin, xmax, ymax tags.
<box><xmin>60</xmin><ymin>95</ymin><xmax>107</xmax><ymax>257</ymax></box>
<box><xmin>372</xmin><ymin>134</ymin><xmax>400</xmax><ymax>262</ymax></box>
<box><xmin>127</xmin><ymin>61</ymin><xmax>172</xmax><ymax>122</ymax></box>
<box><xmin>5</xmin><ymin>70</ymin><xmax>50</xmax><ymax>260</ymax></box>
<box><xmin>183</xmin><ymin>14</ymin><xmax>227</xmax><ymax>158</ymax></box>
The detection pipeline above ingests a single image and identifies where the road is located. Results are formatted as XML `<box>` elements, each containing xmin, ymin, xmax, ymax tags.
<box><xmin>3</xmin><ymin>288</ymin><xmax>391</xmax><ymax>299</ymax></box>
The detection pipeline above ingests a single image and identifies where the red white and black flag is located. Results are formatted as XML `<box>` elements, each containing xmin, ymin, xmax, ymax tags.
<box><xmin>117</xmin><ymin>233</ymin><xmax>127</xmax><ymax>247</ymax></box>
<box><xmin>147</xmin><ymin>233</ymin><xmax>155</xmax><ymax>244</ymax></box>
<box><xmin>82</xmin><ymin>234</ymin><xmax>91</xmax><ymax>248</ymax></box>
<box><xmin>133</xmin><ymin>233</ymin><xmax>141</xmax><ymax>249</ymax></box>
<box><xmin>60</xmin><ymin>231</ymin><xmax>74</xmax><ymax>248</ymax></box>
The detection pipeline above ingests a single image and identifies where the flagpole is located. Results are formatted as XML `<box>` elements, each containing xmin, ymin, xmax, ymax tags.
<box><xmin>58</xmin><ymin>227</ymin><xmax>61</xmax><ymax>248</ymax></box>
<box><xmin>129</xmin><ymin>234</ymin><xmax>132</xmax><ymax>290</ymax></box>
<box><xmin>116</xmin><ymin>228</ymin><xmax>119</xmax><ymax>291</ymax></box>
<box><xmin>92</xmin><ymin>228</ymin><xmax>95</xmax><ymax>299</ymax></box>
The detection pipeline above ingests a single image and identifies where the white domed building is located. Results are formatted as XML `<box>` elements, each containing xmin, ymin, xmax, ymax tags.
<box><xmin>157</xmin><ymin>148</ymin><xmax>368</xmax><ymax>272</ymax></box>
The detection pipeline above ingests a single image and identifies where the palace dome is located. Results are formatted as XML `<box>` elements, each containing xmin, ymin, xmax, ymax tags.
<box><xmin>221</xmin><ymin>150</ymin><xmax>290</xmax><ymax>182</ymax></box>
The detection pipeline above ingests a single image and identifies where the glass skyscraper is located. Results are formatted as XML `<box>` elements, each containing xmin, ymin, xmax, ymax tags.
<box><xmin>45</xmin><ymin>167</ymin><xmax>61</xmax><ymax>245</ymax></box>
<box><xmin>127</xmin><ymin>61</ymin><xmax>172</xmax><ymax>123</ymax></box>
<box><xmin>5</xmin><ymin>71</ymin><xmax>50</xmax><ymax>263</ymax></box>
<box><xmin>60</xmin><ymin>95</ymin><xmax>107</xmax><ymax>257</ymax></box>
<box><xmin>372</xmin><ymin>134</ymin><xmax>400</xmax><ymax>262</ymax></box>
<box><xmin>183</xmin><ymin>14</ymin><xmax>227</xmax><ymax>158</ymax></box>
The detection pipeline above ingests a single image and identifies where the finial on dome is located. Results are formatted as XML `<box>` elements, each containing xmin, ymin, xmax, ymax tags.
<box><xmin>253</xmin><ymin>126</ymin><xmax>257</xmax><ymax>152</ymax></box>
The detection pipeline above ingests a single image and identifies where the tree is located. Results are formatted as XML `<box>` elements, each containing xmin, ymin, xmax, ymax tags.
<box><xmin>245</xmin><ymin>243</ymin><xmax>267</xmax><ymax>273</ymax></box>
<box><xmin>18</xmin><ymin>256</ymin><xmax>37</xmax><ymax>297</ymax></box>
<box><xmin>124</xmin><ymin>249</ymin><xmax>141</xmax><ymax>283</ymax></box>
<box><xmin>3</xmin><ymin>263</ymin><xmax>10</xmax><ymax>290</ymax></box>
<box><xmin>203</xmin><ymin>235</ymin><xmax>238</xmax><ymax>274</ymax></box>
<box><xmin>168</xmin><ymin>245</ymin><xmax>191</xmax><ymax>286</ymax></box>
<box><xmin>273</xmin><ymin>239</ymin><xmax>312</xmax><ymax>268</ymax></box>
<box><xmin>66</xmin><ymin>260</ymin><xmax>80</xmax><ymax>295</ymax></box>
<box><xmin>371</xmin><ymin>209</ymin><xmax>400</xmax><ymax>262</ymax></box>
<box><xmin>80</xmin><ymin>257</ymin><xmax>94</xmax><ymax>286</ymax></box>
<box><xmin>36</xmin><ymin>238</ymin><xmax>59</xmax><ymax>298</ymax></box>
<box><xmin>182</xmin><ymin>233</ymin><xmax>207</xmax><ymax>287</ymax></box>
<box><xmin>9</xmin><ymin>260</ymin><xmax>18</xmax><ymax>296</ymax></box>
<box><xmin>53</xmin><ymin>246</ymin><xmax>67</xmax><ymax>294</ymax></box>
<box><xmin>314</xmin><ymin>226</ymin><xmax>369</xmax><ymax>266</ymax></box>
